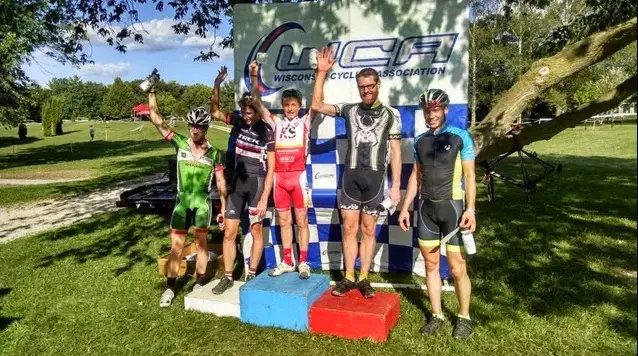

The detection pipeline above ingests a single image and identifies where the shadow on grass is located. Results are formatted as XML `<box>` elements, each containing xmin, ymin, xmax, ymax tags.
<box><xmin>0</xmin><ymin>152</ymin><xmax>172</xmax><ymax>206</ymax></box>
<box><xmin>0</xmin><ymin>139</ymin><xmax>168</xmax><ymax>171</ymax></box>
<box><xmin>36</xmin><ymin>209</ymin><xmax>228</xmax><ymax>280</ymax></box>
<box><xmin>470</xmin><ymin>154</ymin><xmax>637</xmax><ymax>339</ymax></box>
<box><xmin>0</xmin><ymin>136</ymin><xmax>43</xmax><ymax>149</ymax></box>
<box><xmin>54</xmin><ymin>130</ymin><xmax>81</xmax><ymax>136</ymax></box>
<box><xmin>36</xmin><ymin>210</ymin><xmax>166</xmax><ymax>275</ymax></box>
<box><xmin>0</xmin><ymin>287</ymin><xmax>21</xmax><ymax>332</ymax></box>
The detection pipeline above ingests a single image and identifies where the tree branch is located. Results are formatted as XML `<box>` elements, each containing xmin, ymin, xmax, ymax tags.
<box><xmin>472</xmin><ymin>17</ymin><xmax>637</xmax><ymax>154</ymax></box>
<box><xmin>476</xmin><ymin>74</ymin><xmax>638</xmax><ymax>161</ymax></box>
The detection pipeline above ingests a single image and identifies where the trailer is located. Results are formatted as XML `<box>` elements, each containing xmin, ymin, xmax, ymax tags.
<box><xmin>115</xmin><ymin>158</ymin><xmax>223</xmax><ymax>222</ymax></box>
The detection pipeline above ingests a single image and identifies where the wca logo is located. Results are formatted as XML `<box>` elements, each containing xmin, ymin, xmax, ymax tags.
<box><xmin>244</xmin><ymin>22</ymin><xmax>459</xmax><ymax>97</ymax></box>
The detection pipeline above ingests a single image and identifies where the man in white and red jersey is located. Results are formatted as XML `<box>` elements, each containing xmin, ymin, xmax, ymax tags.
<box><xmin>248</xmin><ymin>60</ymin><xmax>313</xmax><ymax>279</ymax></box>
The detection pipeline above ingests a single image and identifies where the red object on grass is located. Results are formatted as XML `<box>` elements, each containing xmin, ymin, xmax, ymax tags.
<box><xmin>309</xmin><ymin>289</ymin><xmax>401</xmax><ymax>342</ymax></box>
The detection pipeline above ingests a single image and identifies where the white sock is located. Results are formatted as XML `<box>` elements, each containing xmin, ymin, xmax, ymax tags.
<box><xmin>457</xmin><ymin>314</ymin><xmax>471</xmax><ymax>320</ymax></box>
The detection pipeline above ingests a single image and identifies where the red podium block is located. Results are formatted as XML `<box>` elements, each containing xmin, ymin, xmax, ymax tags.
<box><xmin>309</xmin><ymin>289</ymin><xmax>401</xmax><ymax>342</ymax></box>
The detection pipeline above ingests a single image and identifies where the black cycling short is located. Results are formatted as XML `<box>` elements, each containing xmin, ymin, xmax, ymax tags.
<box><xmin>417</xmin><ymin>198</ymin><xmax>464</xmax><ymax>252</ymax></box>
<box><xmin>339</xmin><ymin>168</ymin><xmax>385</xmax><ymax>215</ymax></box>
<box><xmin>225</xmin><ymin>176</ymin><xmax>266</xmax><ymax>225</ymax></box>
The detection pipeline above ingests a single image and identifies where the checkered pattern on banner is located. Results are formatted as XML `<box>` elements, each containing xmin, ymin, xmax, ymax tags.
<box><xmin>240</xmin><ymin>104</ymin><xmax>468</xmax><ymax>278</ymax></box>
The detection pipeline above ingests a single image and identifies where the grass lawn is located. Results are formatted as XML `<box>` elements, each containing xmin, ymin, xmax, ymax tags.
<box><xmin>0</xmin><ymin>123</ymin><xmax>636</xmax><ymax>355</ymax></box>
<box><xmin>0</xmin><ymin>121</ymin><xmax>230</xmax><ymax>207</ymax></box>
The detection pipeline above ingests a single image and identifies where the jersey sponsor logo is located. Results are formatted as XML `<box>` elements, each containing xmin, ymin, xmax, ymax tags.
<box><xmin>278</xmin><ymin>119</ymin><xmax>303</xmax><ymax>139</ymax></box>
<box><xmin>352</xmin><ymin>109</ymin><xmax>387</xmax><ymax>148</ymax></box>
<box><xmin>244</xmin><ymin>22</ymin><xmax>459</xmax><ymax>97</ymax></box>
<box><xmin>238</xmin><ymin>132</ymin><xmax>263</xmax><ymax>146</ymax></box>
<box><xmin>185</xmin><ymin>161</ymin><xmax>208</xmax><ymax>169</ymax></box>
<box><xmin>314</xmin><ymin>172</ymin><xmax>335</xmax><ymax>180</ymax></box>
<box><xmin>322</xmin><ymin>249</ymin><xmax>342</xmax><ymax>257</ymax></box>
<box><xmin>340</xmin><ymin>203</ymin><xmax>361</xmax><ymax>210</ymax></box>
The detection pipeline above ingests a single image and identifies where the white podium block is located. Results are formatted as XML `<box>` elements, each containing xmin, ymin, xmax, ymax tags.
<box><xmin>184</xmin><ymin>279</ymin><xmax>245</xmax><ymax>318</ymax></box>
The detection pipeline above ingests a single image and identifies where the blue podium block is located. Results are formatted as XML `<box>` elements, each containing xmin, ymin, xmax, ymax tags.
<box><xmin>239</xmin><ymin>272</ymin><xmax>330</xmax><ymax>332</ymax></box>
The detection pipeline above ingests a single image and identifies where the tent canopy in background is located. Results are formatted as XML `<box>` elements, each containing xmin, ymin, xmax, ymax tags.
<box><xmin>132</xmin><ymin>103</ymin><xmax>150</xmax><ymax>116</ymax></box>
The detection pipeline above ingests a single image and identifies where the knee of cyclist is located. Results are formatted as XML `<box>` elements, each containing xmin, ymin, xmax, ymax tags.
<box><xmin>361</xmin><ymin>224</ymin><xmax>376</xmax><ymax>238</ymax></box>
<box><xmin>295</xmin><ymin>214</ymin><xmax>308</xmax><ymax>228</ymax></box>
<box><xmin>424</xmin><ymin>258</ymin><xmax>440</xmax><ymax>272</ymax></box>
<box><xmin>223</xmin><ymin>229</ymin><xmax>236</xmax><ymax>241</ymax></box>
<box><xmin>170</xmin><ymin>243</ymin><xmax>184</xmax><ymax>255</ymax></box>
<box><xmin>450</xmin><ymin>264</ymin><xmax>467</xmax><ymax>280</ymax></box>
<box><xmin>194</xmin><ymin>238</ymin><xmax>207</xmax><ymax>249</ymax></box>
<box><xmin>342</xmin><ymin>224</ymin><xmax>358</xmax><ymax>238</ymax></box>
<box><xmin>278</xmin><ymin>213</ymin><xmax>292</xmax><ymax>226</ymax></box>
<box><xmin>249</xmin><ymin>226</ymin><xmax>263</xmax><ymax>241</ymax></box>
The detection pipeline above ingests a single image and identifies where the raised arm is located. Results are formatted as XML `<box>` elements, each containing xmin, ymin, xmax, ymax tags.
<box><xmin>249</xmin><ymin>60</ymin><xmax>274</xmax><ymax>127</ymax></box>
<box><xmin>148</xmin><ymin>89</ymin><xmax>170</xmax><ymax>137</ymax></box>
<box><xmin>210</xmin><ymin>66</ymin><xmax>229</xmax><ymax>122</ymax></box>
<box><xmin>307</xmin><ymin>72</ymin><xmax>323</xmax><ymax>121</ymax></box>
<box><xmin>311</xmin><ymin>47</ymin><xmax>338</xmax><ymax>117</ymax></box>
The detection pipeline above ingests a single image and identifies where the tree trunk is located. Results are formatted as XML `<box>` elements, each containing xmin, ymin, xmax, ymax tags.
<box><xmin>476</xmin><ymin>74</ymin><xmax>637</xmax><ymax>162</ymax></box>
<box><xmin>517</xmin><ymin>35</ymin><xmax>523</xmax><ymax>124</ymax></box>
<box><xmin>472</xmin><ymin>17</ymin><xmax>637</xmax><ymax>159</ymax></box>
<box><xmin>470</xmin><ymin>17</ymin><xmax>477</xmax><ymax>127</ymax></box>
<box><xmin>472</xmin><ymin>56</ymin><xmax>477</xmax><ymax>127</ymax></box>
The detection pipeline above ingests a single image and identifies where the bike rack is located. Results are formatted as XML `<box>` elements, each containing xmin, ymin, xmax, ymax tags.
<box><xmin>480</xmin><ymin>124</ymin><xmax>562</xmax><ymax>202</ymax></box>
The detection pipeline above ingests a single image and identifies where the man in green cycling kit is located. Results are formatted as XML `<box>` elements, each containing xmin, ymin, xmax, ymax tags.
<box><xmin>148</xmin><ymin>86</ymin><xmax>227</xmax><ymax>308</ymax></box>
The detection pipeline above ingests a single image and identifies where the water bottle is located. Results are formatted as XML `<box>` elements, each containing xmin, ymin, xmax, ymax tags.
<box><xmin>139</xmin><ymin>68</ymin><xmax>160</xmax><ymax>92</ymax></box>
<box><xmin>376</xmin><ymin>196</ymin><xmax>396</xmax><ymax>215</ymax></box>
<box><xmin>461</xmin><ymin>229</ymin><xmax>477</xmax><ymax>257</ymax></box>
<box><xmin>256</xmin><ymin>52</ymin><xmax>268</xmax><ymax>65</ymax></box>
<box><xmin>309</xmin><ymin>48</ymin><xmax>319</xmax><ymax>69</ymax></box>
<box><xmin>242</xmin><ymin>232</ymin><xmax>253</xmax><ymax>277</ymax></box>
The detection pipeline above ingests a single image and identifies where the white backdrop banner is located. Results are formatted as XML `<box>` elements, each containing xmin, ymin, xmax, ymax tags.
<box><xmin>233</xmin><ymin>0</ymin><xmax>469</xmax><ymax>277</ymax></box>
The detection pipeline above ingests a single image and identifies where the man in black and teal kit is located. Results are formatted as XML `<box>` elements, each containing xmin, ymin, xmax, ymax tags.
<box><xmin>399</xmin><ymin>89</ymin><xmax>477</xmax><ymax>340</ymax></box>
<box><xmin>148</xmin><ymin>87</ymin><xmax>227</xmax><ymax>307</ymax></box>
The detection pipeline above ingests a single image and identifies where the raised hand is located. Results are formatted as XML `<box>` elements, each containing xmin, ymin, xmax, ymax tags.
<box><xmin>249</xmin><ymin>60</ymin><xmax>259</xmax><ymax>77</ymax></box>
<box><xmin>214</xmin><ymin>66</ymin><xmax>228</xmax><ymax>86</ymax></box>
<box><xmin>316</xmin><ymin>46</ymin><xmax>336</xmax><ymax>73</ymax></box>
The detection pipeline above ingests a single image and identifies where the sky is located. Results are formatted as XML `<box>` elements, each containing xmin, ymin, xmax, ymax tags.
<box><xmin>23</xmin><ymin>2</ymin><xmax>235</xmax><ymax>88</ymax></box>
